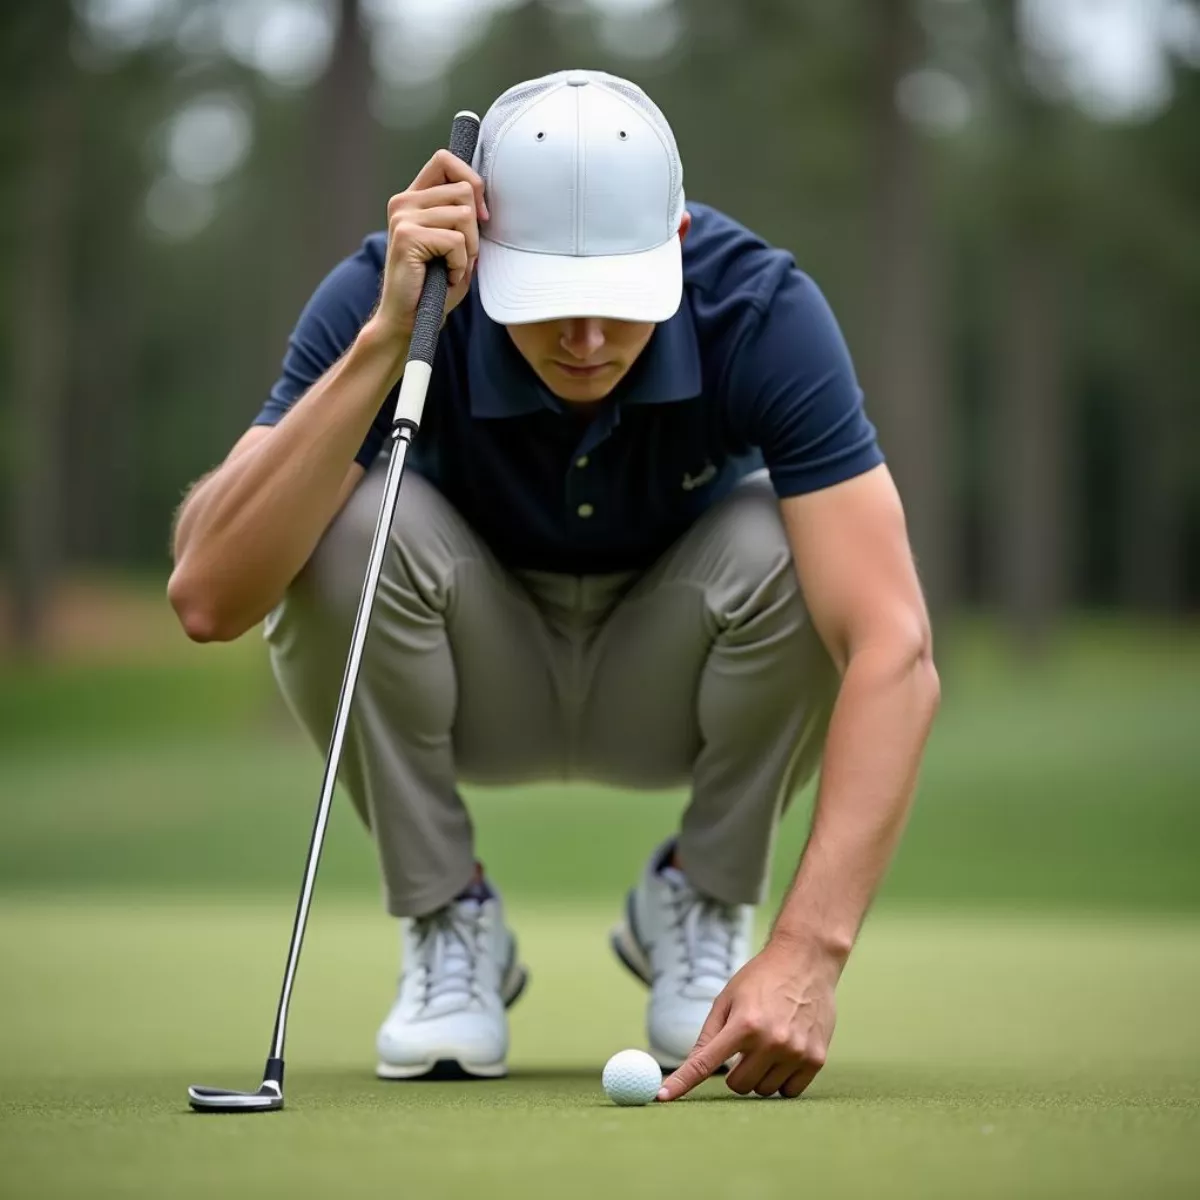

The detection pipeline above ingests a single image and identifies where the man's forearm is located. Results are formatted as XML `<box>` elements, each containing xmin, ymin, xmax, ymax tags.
<box><xmin>771</xmin><ymin>642</ymin><xmax>940</xmax><ymax>961</ymax></box>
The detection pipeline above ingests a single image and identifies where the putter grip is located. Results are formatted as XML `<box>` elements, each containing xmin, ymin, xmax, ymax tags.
<box><xmin>406</xmin><ymin>111</ymin><xmax>482</xmax><ymax>369</ymax></box>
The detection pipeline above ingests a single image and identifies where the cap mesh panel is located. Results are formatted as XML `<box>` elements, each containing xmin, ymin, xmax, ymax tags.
<box><xmin>475</xmin><ymin>77</ymin><xmax>560</xmax><ymax>180</ymax></box>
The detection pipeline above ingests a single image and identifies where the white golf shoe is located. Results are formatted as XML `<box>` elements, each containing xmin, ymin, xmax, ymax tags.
<box><xmin>611</xmin><ymin>844</ymin><xmax>754</xmax><ymax>1069</ymax></box>
<box><xmin>376</xmin><ymin>886</ymin><xmax>527</xmax><ymax>1080</ymax></box>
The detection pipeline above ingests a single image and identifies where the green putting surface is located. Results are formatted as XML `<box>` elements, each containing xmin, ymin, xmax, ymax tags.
<box><xmin>2</xmin><ymin>901</ymin><xmax>1198</xmax><ymax>1199</ymax></box>
<box><xmin>3</xmin><ymin>621</ymin><xmax>1198</xmax><ymax>1195</ymax></box>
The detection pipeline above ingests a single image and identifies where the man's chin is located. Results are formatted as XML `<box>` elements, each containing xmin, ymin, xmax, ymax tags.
<box><xmin>543</xmin><ymin>369</ymin><xmax>622</xmax><ymax>404</ymax></box>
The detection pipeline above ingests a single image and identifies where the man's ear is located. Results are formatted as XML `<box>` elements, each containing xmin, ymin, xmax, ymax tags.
<box><xmin>678</xmin><ymin>210</ymin><xmax>692</xmax><ymax>244</ymax></box>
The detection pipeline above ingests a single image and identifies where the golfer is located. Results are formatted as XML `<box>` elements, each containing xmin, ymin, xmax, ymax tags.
<box><xmin>168</xmin><ymin>69</ymin><xmax>940</xmax><ymax>1101</ymax></box>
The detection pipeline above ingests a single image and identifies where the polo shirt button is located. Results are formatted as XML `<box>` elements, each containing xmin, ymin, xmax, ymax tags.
<box><xmin>577</xmin><ymin>503</ymin><xmax>595</xmax><ymax>518</ymax></box>
<box><xmin>576</xmin><ymin>455</ymin><xmax>589</xmax><ymax>468</ymax></box>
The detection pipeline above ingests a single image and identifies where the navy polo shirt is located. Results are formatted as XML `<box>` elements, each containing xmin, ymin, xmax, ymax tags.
<box><xmin>255</xmin><ymin>202</ymin><xmax>883</xmax><ymax>574</ymax></box>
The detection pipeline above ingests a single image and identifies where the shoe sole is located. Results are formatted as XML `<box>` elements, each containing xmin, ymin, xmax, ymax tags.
<box><xmin>375</xmin><ymin>1056</ymin><xmax>507</xmax><ymax>1082</ymax></box>
<box><xmin>375</xmin><ymin>958</ymin><xmax>529</xmax><ymax>1082</ymax></box>
<box><xmin>610</xmin><ymin>892</ymin><xmax>732</xmax><ymax>1076</ymax></box>
<box><xmin>610</xmin><ymin>903</ymin><xmax>653</xmax><ymax>988</ymax></box>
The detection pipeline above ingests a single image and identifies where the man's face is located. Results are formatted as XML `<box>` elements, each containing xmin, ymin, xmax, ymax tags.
<box><xmin>503</xmin><ymin>213</ymin><xmax>690</xmax><ymax>404</ymax></box>
<box><xmin>505</xmin><ymin>317</ymin><xmax>657</xmax><ymax>403</ymax></box>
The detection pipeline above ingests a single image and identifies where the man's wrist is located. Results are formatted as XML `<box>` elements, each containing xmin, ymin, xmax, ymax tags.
<box><xmin>354</xmin><ymin>316</ymin><xmax>411</xmax><ymax>385</ymax></box>
<box><xmin>767</xmin><ymin>918</ymin><xmax>856</xmax><ymax>973</ymax></box>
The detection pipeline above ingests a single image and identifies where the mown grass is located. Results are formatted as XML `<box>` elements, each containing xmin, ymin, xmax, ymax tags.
<box><xmin>1</xmin><ymin>901</ymin><xmax>1197</xmax><ymax>1200</ymax></box>
<box><xmin>2</xmin><ymin>617</ymin><xmax>1197</xmax><ymax>911</ymax></box>
<box><xmin>2</xmin><ymin>611</ymin><xmax>1198</xmax><ymax>1198</ymax></box>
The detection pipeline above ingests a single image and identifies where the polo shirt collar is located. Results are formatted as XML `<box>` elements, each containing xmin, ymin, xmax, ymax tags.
<box><xmin>467</xmin><ymin>289</ymin><xmax>702</xmax><ymax>419</ymax></box>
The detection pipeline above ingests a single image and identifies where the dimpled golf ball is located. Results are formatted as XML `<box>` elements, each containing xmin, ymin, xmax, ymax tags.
<box><xmin>602</xmin><ymin>1049</ymin><xmax>662</xmax><ymax>1106</ymax></box>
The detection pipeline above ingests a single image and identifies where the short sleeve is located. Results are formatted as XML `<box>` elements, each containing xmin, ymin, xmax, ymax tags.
<box><xmin>724</xmin><ymin>270</ymin><xmax>884</xmax><ymax>498</ymax></box>
<box><xmin>253</xmin><ymin>238</ymin><xmax>394</xmax><ymax>469</ymax></box>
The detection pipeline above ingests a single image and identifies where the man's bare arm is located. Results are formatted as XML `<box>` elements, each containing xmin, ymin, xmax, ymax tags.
<box><xmin>773</xmin><ymin>463</ymin><xmax>940</xmax><ymax>956</ymax></box>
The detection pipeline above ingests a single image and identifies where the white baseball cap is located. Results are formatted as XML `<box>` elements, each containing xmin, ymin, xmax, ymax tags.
<box><xmin>473</xmin><ymin>69</ymin><xmax>686</xmax><ymax>325</ymax></box>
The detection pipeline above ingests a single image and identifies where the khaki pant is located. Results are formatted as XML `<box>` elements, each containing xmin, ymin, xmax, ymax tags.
<box><xmin>264</xmin><ymin>461</ymin><xmax>837</xmax><ymax>917</ymax></box>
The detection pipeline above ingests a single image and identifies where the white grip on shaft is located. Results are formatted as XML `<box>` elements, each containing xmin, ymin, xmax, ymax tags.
<box><xmin>394</xmin><ymin>361</ymin><xmax>433</xmax><ymax>428</ymax></box>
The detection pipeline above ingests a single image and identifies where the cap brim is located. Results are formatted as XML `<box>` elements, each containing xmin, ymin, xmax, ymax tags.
<box><xmin>477</xmin><ymin>236</ymin><xmax>682</xmax><ymax>324</ymax></box>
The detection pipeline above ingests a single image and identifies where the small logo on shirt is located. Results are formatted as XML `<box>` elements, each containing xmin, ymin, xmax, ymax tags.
<box><xmin>681</xmin><ymin>461</ymin><xmax>717</xmax><ymax>491</ymax></box>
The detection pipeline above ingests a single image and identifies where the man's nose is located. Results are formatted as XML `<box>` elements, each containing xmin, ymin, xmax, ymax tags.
<box><xmin>559</xmin><ymin>319</ymin><xmax>605</xmax><ymax>360</ymax></box>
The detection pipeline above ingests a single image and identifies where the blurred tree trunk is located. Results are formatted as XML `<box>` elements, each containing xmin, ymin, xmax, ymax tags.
<box><xmin>988</xmin><ymin>0</ymin><xmax>1072</xmax><ymax>655</ymax></box>
<box><xmin>8</xmin><ymin>1</ymin><xmax>77</xmax><ymax>654</ymax></box>
<box><xmin>991</xmin><ymin>237</ymin><xmax>1069</xmax><ymax>652</ymax></box>
<box><xmin>1118</xmin><ymin>333</ymin><xmax>1186</xmax><ymax>611</ymax></box>
<box><xmin>76</xmin><ymin>252</ymin><xmax>143</xmax><ymax>565</ymax></box>
<box><xmin>70</xmin><ymin>165</ymin><xmax>144</xmax><ymax>566</ymax></box>
<box><xmin>862</xmin><ymin>0</ymin><xmax>954</xmax><ymax>615</ymax></box>
<box><xmin>309</xmin><ymin>0</ymin><xmax>377</xmax><ymax>282</ymax></box>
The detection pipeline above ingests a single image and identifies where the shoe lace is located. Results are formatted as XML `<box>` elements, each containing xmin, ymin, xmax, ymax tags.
<box><xmin>411</xmin><ymin>900</ymin><xmax>485</xmax><ymax>1009</ymax></box>
<box><xmin>668</xmin><ymin>878</ymin><xmax>739</xmax><ymax>994</ymax></box>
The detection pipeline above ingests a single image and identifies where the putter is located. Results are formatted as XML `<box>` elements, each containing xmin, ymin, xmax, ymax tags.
<box><xmin>187</xmin><ymin>110</ymin><xmax>482</xmax><ymax>1114</ymax></box>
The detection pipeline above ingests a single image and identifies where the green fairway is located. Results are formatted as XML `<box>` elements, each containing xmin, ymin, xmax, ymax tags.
<box><xmin>1</xmin><ymin>900</ymin><xmax>1198</xmax><ymax>1199</ymax></box>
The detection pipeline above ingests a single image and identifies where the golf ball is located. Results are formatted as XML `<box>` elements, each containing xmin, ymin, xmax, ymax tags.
<box><xmin>602</xmin><ymin>1049</ymin><xmax>662</xmax><ymax>1106</ymax></box>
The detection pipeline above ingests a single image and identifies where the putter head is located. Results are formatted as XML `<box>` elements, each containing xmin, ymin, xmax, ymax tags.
<box><xmin>188</xmin><ymin>1057</ymin><xmax>285</xmax><ymax>1113</ymax></box>
<box><xmin>188</xmin><ymin>1080</ymin><xmax>283</xmax><ymax>1112</ymax></box>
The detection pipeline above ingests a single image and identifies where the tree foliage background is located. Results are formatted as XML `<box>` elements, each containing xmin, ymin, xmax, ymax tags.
<box><xmin>2</xmin><ymin>0</ymin><xmax>1197</xmax><ymax>655</ymax></box>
